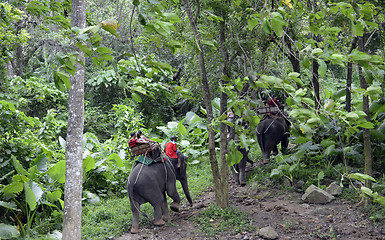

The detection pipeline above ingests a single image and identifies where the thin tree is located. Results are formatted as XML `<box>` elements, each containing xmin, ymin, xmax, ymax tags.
<box><xmin>62</xmin><ymin>0</ymin><xmax>86</xmax><ymax>239</ymax></box>
<box><xmin>345</xmin><ymin>37</ymin><xmax>358</xmax><ymax>112</ymax></box>
<box><xmin>181</xmin><ymin>0</ymin><xmax>228</xmax><ymax>208</ymax></box>
<box><xmin>357</xmin><ymin>35</ymin><xmax>372</xmax><ymax>189</ymax></box>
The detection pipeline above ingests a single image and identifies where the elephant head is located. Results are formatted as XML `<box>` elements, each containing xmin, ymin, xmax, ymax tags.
<box><xmin>169</xmin><ymin>153</ymin><xmax>193</xmax><ymax>207</ymax></box>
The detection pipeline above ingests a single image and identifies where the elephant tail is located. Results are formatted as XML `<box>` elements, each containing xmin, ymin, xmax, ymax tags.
<box><xmin>127</xmin><ymin>167</ymin><xmax>149</xmax><ymax>219</ymax></box>
<box><xmin>256</xmin><ymin>125</ymin><xmax>265</xmax><ymax>153</ymax></box>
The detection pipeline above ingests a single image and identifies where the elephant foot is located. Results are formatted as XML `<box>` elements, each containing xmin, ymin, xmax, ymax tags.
<box><xmin>240</xmin><ymin>181</ymin><xmax>246</xmax><ymax>186</ymax></box>
<box><xmin>170</xmin><ymin>202</ymin><xmax>180</xmax><ymax>212</ymax></box>
<box><xmin>130</xmin><ymin>227</ymin><xmax>139</xmax><ymax>234</ymax></box>
<box><xmin>154</xmin><ymin>219</ymin><xmax>166</xmax><ymax>226</ymax></box>
<box><xmin>162</xmin><ymin>214</ymin><xmax>171</xmax><ymax>222</ymax></box>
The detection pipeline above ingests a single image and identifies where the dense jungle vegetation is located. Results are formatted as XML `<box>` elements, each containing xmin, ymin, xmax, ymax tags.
<box><xmin>1</xmin><ymin>0</ymin><xmax>385</xmax><ymax>239</ymax></box>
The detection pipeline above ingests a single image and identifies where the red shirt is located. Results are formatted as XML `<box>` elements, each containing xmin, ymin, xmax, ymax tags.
<box><xmin>165</xmin><ymin>141</ymin><xmax>178</xmax><ymax>158</ymax></box>
<box><xmin>268</xmin><ymin>98</ymin><xmax>280</xmax><ymax>107</ymax></box>
<box><xmin>129</xmin><ymin>138</ymin><xmax>137</xmax><ymax>148</ymax></box>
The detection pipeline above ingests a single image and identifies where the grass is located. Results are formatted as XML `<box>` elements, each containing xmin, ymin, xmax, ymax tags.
<box><xmin>195</xmin><ymin>204</ymin><xmax>255</xmax><ymax>237</ymax></box>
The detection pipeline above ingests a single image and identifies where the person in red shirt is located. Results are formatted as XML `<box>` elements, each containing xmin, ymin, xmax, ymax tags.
<box><xmin>268</xmin><ymin>97</ymin><xmax>280</xmax><ymax>107</ymax></box>
<box><xmin>165</xmin><ymin>135</ymin><xmax>180</xmax><ymax>167</ymax></box>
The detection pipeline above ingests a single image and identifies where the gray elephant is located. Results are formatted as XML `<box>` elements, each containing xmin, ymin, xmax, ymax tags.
<box><xmin>231</xmin><ymin>120</ymin><xmax>253</xmax><ymax>186</ymax></box>
<box><xmin>231</xmin><ymin>145</ymin><xmax>253</xmax><ymax>186</ymax></box>
<box><xmin>257</xmin><ymin>116</ymin><xmax>290</xmax><ymax>161</ymax></box>
<box><xmin>127</xmin><ymin>148</ymin><xmax>192</xmax><ymax>234</ymax></box>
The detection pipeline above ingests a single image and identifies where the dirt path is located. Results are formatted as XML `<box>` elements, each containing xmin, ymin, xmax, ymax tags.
<box><xmin>117</xmin><ymin>170</ymin><xmax>385</xmax><ymax>240</ymax></box>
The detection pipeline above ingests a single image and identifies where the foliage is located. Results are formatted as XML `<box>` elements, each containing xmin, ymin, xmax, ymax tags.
<box><xmin>196</xmin><ymin>204</ymin><xmax>255</xmax><ymax>237</ymax></box>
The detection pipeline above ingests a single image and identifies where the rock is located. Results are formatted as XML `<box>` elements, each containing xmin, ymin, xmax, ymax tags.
<box><xmin>326</xmin><ymin>182</ymin><xmax>342</xmax><ymax>196</ymax></box>
<box><xmin>258</xmin><ymin>226</ymin><xmax>279</xmax><ymax>239</ymax></box>
<box><xmin>301</xmin><ymin>184</ymin><xmax>335</xmax><ymax>204</ymax></box>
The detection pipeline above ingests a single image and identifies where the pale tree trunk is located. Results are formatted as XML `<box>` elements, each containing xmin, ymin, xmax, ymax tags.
<box><xmin>62</xmin><ymin>0</ymin><xmax>86</xmax><ymax>239</ymax></box>
<box><xmin>358</xmin><ymin>36</ymin><xmax>372</xmax><ymax>189</ymax></box>
<box><xmin>181</xmin><ymin>0</ymin><xmax>228</xmax><ymax>208</ymax></box>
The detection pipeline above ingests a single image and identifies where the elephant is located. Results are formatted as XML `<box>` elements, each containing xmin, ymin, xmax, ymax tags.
<box><xmin>230</xmin><ymin>120</ymin><xmax>254</xmax><ymax>186</ymax></box>
<box><xmin>231</xmin><ymin>145</ymin><xmax>253</xmax><ymax>186</ymax></box>
<box><xmin>256</xmin><ymin>116</ymin><xmax>290</xmax><ymax>161</ymax></box>
<box><xmin>126</xmin><ymin>148</ymin><xmax>192</xmax><ymax>234</ymax></box>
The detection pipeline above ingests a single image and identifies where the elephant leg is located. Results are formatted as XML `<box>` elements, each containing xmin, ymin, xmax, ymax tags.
<box><xmin>130</xmin><ymin>201</ymin><xmax>140</xmax><ymax>234</ymax></box>
<box><xmin>231</xmin><ymin>165</ymin><xmax>240</xmax><ymax>185</ymax></box>
<box><xmin>166</xmin><ymin>176</ymin><xmax>181</xmax><ymax>212</ymax></box>
<box><xmin>272</xmin><ymin>145</ymin><xmax>279</xmax><ymax>156</ymax></box>
<box><xmin>238</xmin><ymin>149</ymin><xmax>247</xmax><ymax>186</ymax></box>
<box><xmin>152</xmin><ymin>199</ymin><xmax>166</xmax><ymax>226</ymax></box>
<box><xmin>161</xmin><ymin>192</ymin><xmax>171</xmax><ymax>222</ymax></box>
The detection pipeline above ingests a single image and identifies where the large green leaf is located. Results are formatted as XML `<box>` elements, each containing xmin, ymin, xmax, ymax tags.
<box><xmin>47</xmin><ymin>160</ymin><xmax>66</xmax><ymax>183</ymax></box>
<box><xmin>0</xmin><ymin>201</ymin><xmax>18</xmax><ymax>210</ymax></box>
<box><xmin>47</xmin><ymin>190</ymin><xmax>62</xmax><ymax>203</ymax></box>
<box><xmin>2</xmin><ymin>181</ymin><xmax>24</xmax><ymax>197</ymax></box>
<box><xmin>107</xmin><ymin>153</ymin><xmax>123</xmax><ymax>168</ymax></box>
<box><xmin>83</xmin><ymin>155</ymin><xmax>95</xmax><ymax>173</ymax></box>
<box><xmin>11</xmin><ymin>156</ymin><xmax>29</xmax><ymax>177</ymax></box>
<box><xmin>0</xmin><ymin>223</ymin><xmax>20</xmax><ymax>239</ymax></box>
<box><xmin>24</xmin><ymin>182</ymin><xmax>37</xmax><ymax>211</ymax></box>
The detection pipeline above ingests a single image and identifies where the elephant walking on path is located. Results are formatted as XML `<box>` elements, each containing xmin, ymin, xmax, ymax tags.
<box><xmin>257</xmin><ymin>115</ymin><xmax>290</xmax><ymax>162</ymax></box>
<box><xmin>127</xmin><ymin>149</ymin><xmax>192</xmax><ymax>234</ymax></box>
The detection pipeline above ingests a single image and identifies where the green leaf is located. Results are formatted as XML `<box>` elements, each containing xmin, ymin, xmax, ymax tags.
<box><xmin>0</xmin><ymin>223</ymin><xmax>20</xmax><ymax>239</ymax></box>
<box><xmin>83</xmin><ymin>155</ymin><xmax>95</xmax><ymax>173</ymax></box>
<box><xmin>271</xmin><ymin>12</ymin><xmax>284</xmax><ymax>37</ymax></box>
<box><xmin>324</xmin><ymin>99</ymin><xmax>335</xmax><ymax>110</ymax></box>
<box><xmin>349</xmin><ymin>173</ymin><xmax>376</xmax><ymax>182</ymax></box>
<box><xmin>262</xmin><ymin>18</ymin><xmax>272</xmax><ymax>34</ymax></box>
<box><xmin>11</xmin><ymin>156</ymin><xmax>29</xmax><ymax>177</ymax></box>
<box><xmin>24</xmin><ymin>182</ymin><xmax>37</xmax><ymax>211</ymax></box>
<box><xmin>358</xmin><ymin>121</ymin><xmax>374</xmax><ymax>129</ymax></box>
<box><xmin>247</xmin><ymin>17</ymin><xmax>259</xmax><ymax>31</ymax></box>
<box><xmin>346</xmin><ymin>112</ymin><xmax>359</xmax><ymax>120</ymax></box>
<box><xmin>178</xmin><ymin>121</ymin><xmax>187</xmax><ymax>136</ymax></box>
<box><xmin>47</xmin><ymin>190</ymin><xmax>62</xmax><ymax>203</ymax></box>
<box><xmin>47</xmin><ymin>160</ymin><xmax>66</xmax><ymax>183</ymax></box>
<box><xmin>325</xmin><ymin>144</ymin><xmax>335</xmax><ymax>156</ymax></box>
<box><xmin>0</xmin><ymin>201</ymin><xmax>18</xmax><ymax>210</ymax></box>
<box><xmin>30</xmin><ymin>181</ymin><xmax>43</xmax><ymax>202</ymax></box>
<box><xmin>2</xmin><ymin>181</ymin><xmax>24</xmax><ymax>197</ymax></box>
<box><xmin>317</xmin><ymin>59</ymin><xmax>327</xmax><ymax>77</ymax></box>
<box><xmin>107</xmin><ymin>153</ymin><xmax>123</xmax><ymax>168</ymax></box>
<box><xmin>100</xmin><ymin>20</ymin><xmax>119</xmax><ymax>37</ymax></box>
<box><xmin>131</xmin><ymin>92</ymin><xmax>142</xmax><ymax>102</ymax></box>
<box><xmin>312</xmin><ymin>48</ymin><xmax>323</xmax><ymax>55</ymax></box>
<box><xmin>226</xmin><ymin>140</ymin><xmax>243</xmax><ymax>166</ymax></box>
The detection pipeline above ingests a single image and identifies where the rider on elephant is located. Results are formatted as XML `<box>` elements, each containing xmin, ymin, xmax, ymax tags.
<box><xmin>165</xmin><ymin>135</ymin><xmax>183</xmax><ymax>168</ymax></box>
<box><xmin>129</xmin><ymin>131</ymin><xmax>148</xmax><ymax>148</ymax></box>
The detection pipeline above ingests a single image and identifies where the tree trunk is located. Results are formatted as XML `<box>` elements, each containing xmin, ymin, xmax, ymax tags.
<box><xmin>181</xmin><ymin>0</ymin><xmax>227</xmax><ymax>208</ymax></box>
<box><xmin>312</xmin><ymin>59</ymin><xmax>321</xmax><ymax>110</ymax></box>
<box><xmin>346</xmin><ymin>37</ymin><xmax>358</xmax><ymax>112</ymax></box>
<box><xmin>62</xmin><ymin>0</ymin><xmax>86</xmax><ymax>239</ymax></box>
<box><xmin>358</xmin><ymin>36</ymin><xmax>372</xmax><ymax>189</ymax></box>
<box><xmin>219</xmin><ymin>19</ymin><xmax>229</xmax><ymax>208</ymax></box>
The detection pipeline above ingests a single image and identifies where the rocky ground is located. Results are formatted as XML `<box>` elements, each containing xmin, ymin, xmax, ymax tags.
<box><xmin>117</xmin><ymin>167</ymin><xmax>385</xmax><ymax>240</ymax></box>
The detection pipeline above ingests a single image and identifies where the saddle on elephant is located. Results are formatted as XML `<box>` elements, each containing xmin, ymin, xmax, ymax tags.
<box><xmin>129</xmin><ymin>142</ymin><xmax>163</xmax><ymax>159</ymax></box>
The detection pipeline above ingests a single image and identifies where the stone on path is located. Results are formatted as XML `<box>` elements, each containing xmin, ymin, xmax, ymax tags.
<box><xmin>325</xmin><ymin>182</ymin><xmax>343</xmax><ymax>196</ymax></box>
<box><xmin>301</xmin><ymin>184</ymin><xmax>335</xmax><ymax>204</ymax></box>
<box><xmin>258</xmin><ymin>226</ymin><xmax>278</xmax><ymax>239</ymax></box>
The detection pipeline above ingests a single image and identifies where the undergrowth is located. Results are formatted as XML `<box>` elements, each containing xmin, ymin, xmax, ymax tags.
<box><xmin>195</xmin><ymin>204</ymin><xmax>255</xmax><ymax>237</ymax></box>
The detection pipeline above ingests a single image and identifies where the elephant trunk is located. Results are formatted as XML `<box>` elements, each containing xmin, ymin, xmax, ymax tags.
<box><xmin>180</xmin><ymin>177</ymin><xmax>193</xmax><ymax>207</ymax></box>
